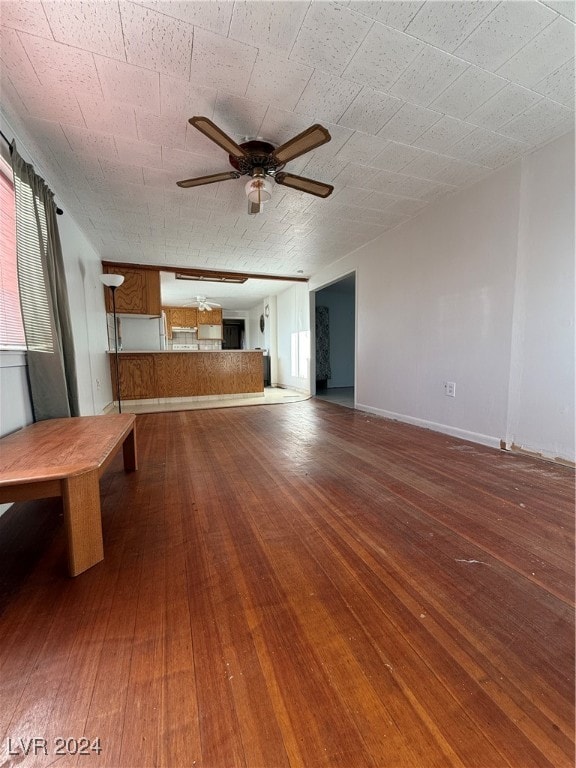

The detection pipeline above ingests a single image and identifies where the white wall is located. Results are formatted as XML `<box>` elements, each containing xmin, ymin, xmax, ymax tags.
<box><xmin>309</xmin><ymin>132</ymin><xmax>574</xmax><ymax>462</ymax></box>
<box><xmin>359</xmin><ymin>163</ymin><xmax>520</xmax><ymax>445</ymax></box>
<box><xmin>506</xmin><ymin>132</ymin><xmax>575</xmax><ymax>460</ymax></box>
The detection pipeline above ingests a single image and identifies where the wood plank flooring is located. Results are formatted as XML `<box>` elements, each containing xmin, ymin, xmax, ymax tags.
<box><xmin>0</xmin><ymin>400</ymin><xmax>573</xmax><ymax>768</ymax></box>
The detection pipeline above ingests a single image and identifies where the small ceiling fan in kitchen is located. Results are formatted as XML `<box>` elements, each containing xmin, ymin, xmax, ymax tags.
<box><xmin>186</xmin><ymin>295</ymin><xmax>222</xmax><ymax>312</ymax></box>
<box><xmin>177</xmin><ymin>116</ymin><xmax>334</xmax><ymax>214</ymax></box>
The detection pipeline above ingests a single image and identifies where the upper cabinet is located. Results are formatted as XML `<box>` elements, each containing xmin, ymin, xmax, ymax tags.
<box><xmin>197</xmin><ymin>308</ymin><xmax>222</xmax><ymax>325</ymax></box>
<box><xmin>163</xmin><ymin>306</ymin><xmax>222</xmax><ymax>339</ymax></box>
<box><xmin>103</xmin><ymin>267</ymin><xmax>161</xmax><ymax>316</ymax></box>
<box><xmin>163</xmin><ymin>306</ymin><xmax>198</xmax><ymax>340</ymax></box>
<box><xmin>165</xmin><ymin>306</ymin><xmax>198</xmax><ymax>329</ymax></box>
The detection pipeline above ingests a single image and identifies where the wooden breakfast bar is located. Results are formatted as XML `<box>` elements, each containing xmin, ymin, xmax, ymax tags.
<box><xmin>111</xmin><ymin>350</ymin><xmax>265</xmax><ymax>401</ymax></box>
<box><xmin>0</xmin><ymin>414</ymin><xmax>137</xmax><ymax>576</ymax></box>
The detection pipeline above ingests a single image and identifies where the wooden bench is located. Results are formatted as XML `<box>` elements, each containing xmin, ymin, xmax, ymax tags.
<box><xmin>0</xmin><ymin>414</ymin><xmax>137</xmax><ymax>576</ymax></box>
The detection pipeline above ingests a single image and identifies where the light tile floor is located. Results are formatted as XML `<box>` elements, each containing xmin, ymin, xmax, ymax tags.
<box><xmin>315</xmin><ymin>387</ymin><xmax>355</xmax><ymax>409</ymax></box>
<box><xmin>114</xmin><ymin>387</ymin><xmax>310</xmax><ymax>414</ymax></box>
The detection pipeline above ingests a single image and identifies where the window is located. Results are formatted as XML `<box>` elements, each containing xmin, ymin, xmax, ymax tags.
<box><xmin>12</xmin><ymin>171</ymin><xmax>53</xmax><ymax>352</ymax></box>
<box><xmin>290</xmin><ymin>330</ymin><xmax>310</xmax><ymax>379</ymax></box>
<box><xmin>0</xmin><ymin>154</ymin><xmax>25</xmax><ymax>348</ymax></box>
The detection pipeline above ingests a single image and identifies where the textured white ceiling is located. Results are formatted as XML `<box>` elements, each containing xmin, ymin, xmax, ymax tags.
<box><xmin>1</xmin><ymin>0</ymin><xmax>574</xmax><ymax>307</ymax></box>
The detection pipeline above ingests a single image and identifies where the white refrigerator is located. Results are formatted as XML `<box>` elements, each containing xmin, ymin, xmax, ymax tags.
<box><xmin>118</xmin><ymin>313</ymin><xmax>167</xmax><ymax>350</ymax></box>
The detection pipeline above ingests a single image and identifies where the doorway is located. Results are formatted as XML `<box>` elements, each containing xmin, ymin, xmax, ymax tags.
<box><xmin>222</xmin><ymin>319</ymin><xmax>245</xmax><ymax>349</ymax></box>
<box><xmin>314</xmin><ymin>273</ymin><xmax>356</xmax><ymax>408</ymax></box>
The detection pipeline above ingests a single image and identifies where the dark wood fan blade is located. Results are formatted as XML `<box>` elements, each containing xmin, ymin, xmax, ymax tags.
<box><xmin>274</xmin><ymin>172</ymin><xmax>334</xmax><ymax>198</ymax></box>
<box><xmin>272</xmin><ymin>124</ymin><xmax>331</xmax><ymax>164</ymax></box>
<box><xmin>176</xmin><ymin>171</ymin><xmax>240</xmax><ymax>189</ymax></box>
<box><xmin>189</xmin><ymin>116</ymin><xmax>248</xmax><ymax>159</ymax></box>
<box><xmin>248</xmin><ymin>200</ymin><xmax>262</xmax><ymax>215</ymax></box>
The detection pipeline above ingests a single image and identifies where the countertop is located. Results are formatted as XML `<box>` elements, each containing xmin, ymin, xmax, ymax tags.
<box><xmin>107</xmin><ymin>349</ymin><xmax>264</xmax><ymax>354</ymax></box>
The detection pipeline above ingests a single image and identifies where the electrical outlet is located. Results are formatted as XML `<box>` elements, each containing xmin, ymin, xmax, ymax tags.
<box><xmin>96</xmin><ymin>378</ymin><xmax>101</xmax><ymax>390</ymax></box>
<box><xmin>444</xmin><ymin>381</ymin><xmax>456</xmax><ymax>397</ymax></box>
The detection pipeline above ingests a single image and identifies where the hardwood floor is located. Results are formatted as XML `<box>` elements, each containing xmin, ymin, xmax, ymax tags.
<box><xmin>0</xmin><ymin>400</ymin><xmax>573</xmax><ymax>768</ymax></box>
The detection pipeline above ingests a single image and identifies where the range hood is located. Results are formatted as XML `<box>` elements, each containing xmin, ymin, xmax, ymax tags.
<box><xmin>172</xmin><ymin>326</ymin><xmax>197</xmax><ymax>332</ymax></box>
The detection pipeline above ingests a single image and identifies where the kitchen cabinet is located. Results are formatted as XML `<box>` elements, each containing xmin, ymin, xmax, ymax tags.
<box><xmin>163</xmin><ymin>306</ymin><xmax>198</xmax><ymax>340</ymax></box>
<box><xmin>109</xmin><ymin>351</ymin><xmax>264</xmax><ymax>399</ymax></box>
<box><xmin>103</xmin><ymin>267</ymin><xmax>161</xmax><ymax>316</ymax></box>
<box><xmin>197</xmin><ymin>308</ymin><xmax>222</xmax><ymax>324</ymax></box>
<box><xmin>163</xmin><ymin>307</ymin><xmax>222</xmax><ymax>339</ymax></box>
<box><xmin>165</xmin><ymin>306</ymin><xmax>198</xmax><ymax>328</ymax></box>
<box><xmin>111</xmin><ymin>353</ymin><xmax>156</xmax><ymax>400</ymax></box>
<box><xmin>155</xmin><ymin>352</ymin><xmax>263</xmax><ymax>397</ymax></box>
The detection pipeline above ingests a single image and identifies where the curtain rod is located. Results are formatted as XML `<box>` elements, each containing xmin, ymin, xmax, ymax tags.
<box><xmin>0</xmin><ymin>128</ymin><xmax>63</xmax><ymax>215</ymax></box>
<box><xmin>0</xmin><ymin>129</ymin><xmax>12</xmax><ymax>151</ymax></box>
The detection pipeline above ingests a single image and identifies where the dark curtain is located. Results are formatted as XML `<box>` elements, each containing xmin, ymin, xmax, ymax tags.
<box><xmin>315</xmin><ymin>305</ymin><xmax>331</xmax><ymax>382</ymax></box>
<box><xmin>11</xmin><ymin>143</ymin><xmax>79</xmax><ymax>420</ymax></box>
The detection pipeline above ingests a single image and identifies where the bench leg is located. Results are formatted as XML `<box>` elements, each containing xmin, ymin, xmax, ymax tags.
<box><xmin>62</xmin><ymin>470</ymin><xmax>104</xmax><ymax>577</ymax></box>
<box><xmin>122</xmin><ymin>424</ymin><xmax>138</xmax><ymax>472</ymax></box>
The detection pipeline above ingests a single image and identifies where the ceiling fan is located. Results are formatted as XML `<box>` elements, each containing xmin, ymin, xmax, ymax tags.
<box><xmin>177</xmin><ymin>116</ymin><xmax>334</xmax><ymax>214</ymax></box>
<box><xmin>186</xmin><ymin>295</ymin><xmax>222</xmax><ymax>312</ymax></box>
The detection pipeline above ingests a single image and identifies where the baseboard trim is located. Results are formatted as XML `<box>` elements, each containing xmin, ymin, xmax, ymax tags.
<box><xmin>355</xmin><ymin>403</ymin><xmax>501</xmax><ymax>450</ymax></box>
<box><xmin>507</xmin><ymin>442</ymin><xmax>575</xmax><ymax>468</ymax></box>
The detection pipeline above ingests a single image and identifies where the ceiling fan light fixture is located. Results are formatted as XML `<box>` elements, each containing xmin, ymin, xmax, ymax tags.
<box><xmin>245</xmin><ymin>176</ymin><xmax>272</xmax><ymax>204</ymax></box>
<box><xmin>177</xmin><ymin>116</ymin><xmax>334</xmax><ymax>214</ymax></box>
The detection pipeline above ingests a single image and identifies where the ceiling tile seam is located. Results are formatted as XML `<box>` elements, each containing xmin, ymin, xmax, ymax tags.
<box><xmin>114</xmin><ymin>0</ymin><xmax>128</xmax><ymax>64</ymax></box>
<box><xmin>495</xmin><ymin>97</ymin><xmax>574</xmax><ymax>137</ymax></box>
<box><xmin>12</xmin><ymin>29</ymin><xmax>49</xmax><ymax>92</ymax></box>
<box><xmin>426</xmin><ymin>71</ymin><xmax>510</xmax><ymax>122</ymax></box>
<box><xmin>451</xmin><ymin>3</ymin><xmax>562</xmax><ymax>62</ymax></box>
<box><xmin>239</xmin><ymin>42</ymin><xmax>261</xmax><ymax>105</ymax></box>
<box><xmin>334</xmin><ymin>5</ymin><xmax>379</xmax><ymax>76</ymax></box>
<box><xmin>187</xmin><ymin>25</ymin><xmax>195</xmax><ymax>83</ymax></box>
<box><xmin>12</xmin><ymin>26</ymin><xmax>108</xmax><ymax>93</ymax></box>
<box><xmin>88</xmin><ymin>52</ymin><xmax>109</xmax><ymax>122</ymax></box>
<box><xmin>330</xmin><ymin>65</ymin><xmax>473</xmax><ymax>133</ymax></box>
<box><xmin>493</xmin><ymin>15</ymin><xmax>575</xmax><ymax>81</ymax></box>
<box><xmin>391</xmin><ymin>0</ymin><xmax>430</xmax><ymax>33</ymax></box>
<box><xmin>350</xmin><ymin>10</ymin><xmax>566</xmax><ymax>103</ymax></box>
<box><xmin>283</xmin><ymin>0</ymin><xmax>323</xmax><ymax>65</ymax></box>
<box><xmin>540</xmin><ymin>52</ymin><xmax>576</xmax><ymax>79</ymax></box>
<box><xmin>375</xmin><ymin>157</ymin><xmax>484</xmax><ymax>185</ymax></box>
<box><xmin>408</xmin><ymin>0</ymin><xmax>500</xmax><ymax>46</ymax></box>
<box><xmin>37</xmin><ymin>2</ymin><xmax>56</xmax><ymax>43</ymax></box>
<box><xmin>6</xmin><ymin>27</ymin><xmax>571</xmax><ymax>134</ymax></box>
<box><xmin>272</xmin><ymin>58</ymin><xmax>570</xmax><ymax>135</ymax></box>
<box><xmin>289</xmin><ymin>63</ymin><xmax>339</xmax><ymax>121</ymax></box>
<box><xmin>177</xmin><ymin>82</ymin><xmax>569</xmax><ymax>172</ymax></box>
<box><xmin>346</xmin><ymin>28</ymin><xmax>424</xmax><ymax>96</ymax></box>
<box><xmin>345</xmin><ymin>0</ymin><xmax>422</xmax><ymax>32</ymax></box>
<box><xmin>536</xmin><ymin>0</ymin><xmax>576</xmax><ymax>22</ymax></box>
<box><xmin>224</xmin><ymin>2</ymin><xmax>235</xmax><ymax>39</ymax></box>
